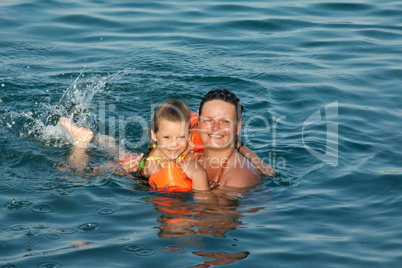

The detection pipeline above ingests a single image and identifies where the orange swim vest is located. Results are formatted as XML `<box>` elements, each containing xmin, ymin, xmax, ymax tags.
<box><xmin>190</xmin><ymin>112</ymin><xmax>203</xmax><ymax>152</ymax></box>
<box><xmin>149</xmin><ymin>161</ymin><xmax>192</xmax><ymax>192</ymax></box>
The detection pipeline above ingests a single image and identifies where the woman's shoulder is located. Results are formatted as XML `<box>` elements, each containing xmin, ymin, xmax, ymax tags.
<box><xmin>225</xmin><ymin>152</ymin><xmax>260</xmax><ymax>188</ymax></box>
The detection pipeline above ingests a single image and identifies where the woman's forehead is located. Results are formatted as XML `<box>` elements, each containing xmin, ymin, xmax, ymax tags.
<box><xmin>201</xmin><ymin>100</ymin><xmax>236</xmax><ymax>118</ymax></box>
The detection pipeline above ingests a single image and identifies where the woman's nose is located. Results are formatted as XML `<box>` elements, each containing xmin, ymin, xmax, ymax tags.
<box><xmin>211</xmin><ymin>121</ymin><xmax>220</xmax><ymax>131</ymax></box>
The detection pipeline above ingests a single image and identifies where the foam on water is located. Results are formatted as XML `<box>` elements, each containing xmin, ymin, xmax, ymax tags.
<box><xmin>3</xmin><ymin>70</ymin><xmax>130</xmax><ymax>148</ymax></box>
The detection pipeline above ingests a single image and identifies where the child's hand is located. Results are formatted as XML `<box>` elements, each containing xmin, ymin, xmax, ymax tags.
<box><xmin>121</xmin><ymin>153</ymin><xmax>144</xmax><ymax>174</ymax></box>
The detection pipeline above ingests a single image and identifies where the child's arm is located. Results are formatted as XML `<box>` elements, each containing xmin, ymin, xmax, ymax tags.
<box><xmin>120</xmin><ymin>153</ymin><xmax>144</xmax><ymax>174</ymax></box>
<box><xmin>238</xmin><ymin>145</ymin><xmax>276</xmax><ymax>176</ymax></box>
<box><xmin>180</xmin><ymin>161</ymin><xmax>210</xmax><ymax>191</ymax></box>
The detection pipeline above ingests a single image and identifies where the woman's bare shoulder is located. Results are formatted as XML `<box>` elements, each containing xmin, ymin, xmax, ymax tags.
<box><xmin>225</xmin><ymin>167</ymin><xmax>259</xmax><ymax>188</ymax></box>
<box><xmin>224</xmin><ymin>153</ymin><xmax>260</xmax><ymax>188</ymax></box>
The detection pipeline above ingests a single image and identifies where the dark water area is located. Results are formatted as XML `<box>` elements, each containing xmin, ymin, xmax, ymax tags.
<box><xmin>1</xmin><ymin>0</ymin><xmax>402</xmax><ymax>267</ymax></box>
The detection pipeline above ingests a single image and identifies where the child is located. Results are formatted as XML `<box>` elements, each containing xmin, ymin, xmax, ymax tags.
<box><xmin>136</xmin><ymin>99</ymin><xmax>209</xmax><ymax>191</ymax></box>
<box><xmin>60</xmin><ymin>100</ymin><xmax>210</xmax><ymax>191</ymax></box>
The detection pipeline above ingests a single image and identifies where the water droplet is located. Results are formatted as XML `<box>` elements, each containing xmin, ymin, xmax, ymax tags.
<box><xmin>37</xmin><ymin>262</ymin><xmax>63</xmax><ymax>268</ymax></box>
<box><xmin>5</xmin><ymin>199</ymin><xmax>31</xmax><ymax>210</ymax></box>
<box><xmin>76</xmin><ymin>222</ymin><xmax>100</xmax><ymax>232</ymax></box>
<box><xmin>122</xmin><ymin>244</ymin><xmax>146</xmax><ymax>253</ymax></box>
<box><xmin>46</xmin><ymin>233</ymin><xmax>62</xmax><ymax>240</ymax></box>
<box><xmin>163</xmin><ymin>244</ymin><xmax>186</xmax><ymax>253</ymax></box>
<box><xmin>97</xmin><ymin>207</ymin><xmax>115</xmax><ymax>215</ymax></box>
<box><xmin>26</xmin><ymin>226</ymin><xmax>38</xmax><ymax>237</ymax></box>
<box><xmin>31</xmin><ymin>204</ymin><xmax>55</xmax><ymax>213</ymax></box>
<box><xmin>1</xmin><ymin>83</ymin><xmax>4</xmax><ymax>87</ymax></box>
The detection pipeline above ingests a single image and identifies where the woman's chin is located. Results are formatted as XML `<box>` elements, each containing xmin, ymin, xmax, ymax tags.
<box><xmin>204</xmin><ymin>142</ymin><xmax>231</xmax><ymax>149</ymax></box>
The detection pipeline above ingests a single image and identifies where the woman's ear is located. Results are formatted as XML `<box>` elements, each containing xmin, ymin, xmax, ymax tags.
<box><xmin>237</xmin><ymin>119</ymin><xmax>242</xmax><ymax>136</ymax></box>
<box><xmin>151</xmin><ymin>130</ymin><xmax>157</xmax><ymax>142</ymax></box>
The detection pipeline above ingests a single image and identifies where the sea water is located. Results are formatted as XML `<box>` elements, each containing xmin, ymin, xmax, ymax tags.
<box><xmin>1</xmin><ymin>0</ymin><xmax>401</xmax><ymax>267</ymax></box>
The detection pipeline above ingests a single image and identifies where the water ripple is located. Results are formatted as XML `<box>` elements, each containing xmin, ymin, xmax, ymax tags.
<box><xmin>163</xmin><ymin>244</ymin><xmax>186</xmax><ymax>253</ymax></box>
<box><xmin>76</xmin><ymin>222</ymin><xmax>100</xmax><ymax>232</ymax></box>
<box><xmin>97</xmin><ymin>207</ymin><xmax>116</xmax><ymax>215</ymax></box>
<box><xmin>37</xmin><ymin>262</ymin><xmax>63</xmax><ymax>268</ymax></box>
<box><xmin>31</xmin><ymin>204</ymin><xmax>55</xmax><ymax>214</ymax></box>
<box><xmin>45</xmin><ymin>233</ymin><xmax>63</xmax><ymax>240</ymax></box>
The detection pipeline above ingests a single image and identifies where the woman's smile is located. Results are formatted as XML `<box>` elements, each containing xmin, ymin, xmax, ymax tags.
<box><xmin>199</xmin><ymin>100</ymin><xmax>239</xmax><ymax>149</ymax></box>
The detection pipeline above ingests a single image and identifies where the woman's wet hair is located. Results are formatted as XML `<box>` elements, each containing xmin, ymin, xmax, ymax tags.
<box><xmin>199</xmin><ymin>89</ymin><xmax>244</xmax><ymax>122</ymax></box>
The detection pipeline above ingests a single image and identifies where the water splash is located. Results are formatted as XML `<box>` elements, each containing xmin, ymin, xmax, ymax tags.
<box><xmin>18</xmin><ymin>70</ymin><xmax>129</xmax><ymax>147</ymax></box>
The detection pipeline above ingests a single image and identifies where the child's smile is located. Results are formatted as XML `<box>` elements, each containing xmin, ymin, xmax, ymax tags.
<box><xmin>152</xmin><ymin>119</ymin><xmax>189</xmax><ymax>161</ymax></box>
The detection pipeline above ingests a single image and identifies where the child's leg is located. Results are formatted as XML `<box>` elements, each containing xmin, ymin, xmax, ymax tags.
<box><xmin>67</xmin><ymin>146</ymin><xmax>91</xmax><ymax>171</ymax></box>
<box><xmin>60</xmin><ymin>117</ymin><xmax>94</xmax><ymax>171</ymax></box>
<box><xmin>93</xmin><ymin>133</ymin><xmax>126</xmax><ymax>159</ymax></box>
<box><xmin>60</xmin><ymin>117</ymin><xmax>131</xmax><ymax>171</ymax></box>
<box><xmin>60</xmin><ymin>117</ymin><xmax>94</xmax><ymax>147</ymax></box>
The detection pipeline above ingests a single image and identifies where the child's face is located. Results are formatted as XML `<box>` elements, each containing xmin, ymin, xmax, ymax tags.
<box><xmin>151</xmin><ymin>119</ymin><xmax>189</xmax><ymax>161</ymax></box>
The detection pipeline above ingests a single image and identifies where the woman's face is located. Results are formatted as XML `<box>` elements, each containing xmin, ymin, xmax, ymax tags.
<box><xmin>152</xmin><ymin>119</ymin><xmax>189</xmax><ymax>161</ymax></box>
<box><xmin>199</xmin><ymin>100</ymin><xmax>241</xmax><ymax>149</ymax></box>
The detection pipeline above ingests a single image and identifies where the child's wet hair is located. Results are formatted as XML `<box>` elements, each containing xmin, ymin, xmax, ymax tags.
<box><xmin>151</xmin><ymin>99</ymin><xmax>191</xmax><ymax>133</ymax></box>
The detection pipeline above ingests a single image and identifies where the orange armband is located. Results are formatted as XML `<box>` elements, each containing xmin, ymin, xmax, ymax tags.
<box><xmin>190</xmin><ymin>112</ymin><xmax>203</xmax><ymax>152</ymax></box>
<box><xmin>149</xmin><ymin>161</ymin><xmax>192</xmax><ymax>192</ymax></box>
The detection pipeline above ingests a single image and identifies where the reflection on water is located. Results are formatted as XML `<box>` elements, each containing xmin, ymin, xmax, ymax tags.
<box><xmin>149</xmin><ymin>191</ymin><xmax>263</xmax><ymax>238</ymax></box>
<box><xmin>191</xmin><ymin>251</ymin><xmax>249</xmax><ymax>267</ymax></box>
<box><xmin>148</xmin><ymin>190</ymin><xmax>260</xmax><ymax>266</ymax></box>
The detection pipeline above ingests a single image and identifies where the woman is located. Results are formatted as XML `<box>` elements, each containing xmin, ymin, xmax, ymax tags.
<box><xmin>187</xmin><ymin>89</ymin><xmax>262</xmax><ymax>189</ymax></box>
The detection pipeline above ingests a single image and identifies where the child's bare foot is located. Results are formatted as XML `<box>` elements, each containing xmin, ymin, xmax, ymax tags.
<box><xmin>60</xmin><ymin>117</ymin><xmax>93</xmax><ymax>146</ymax></box>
